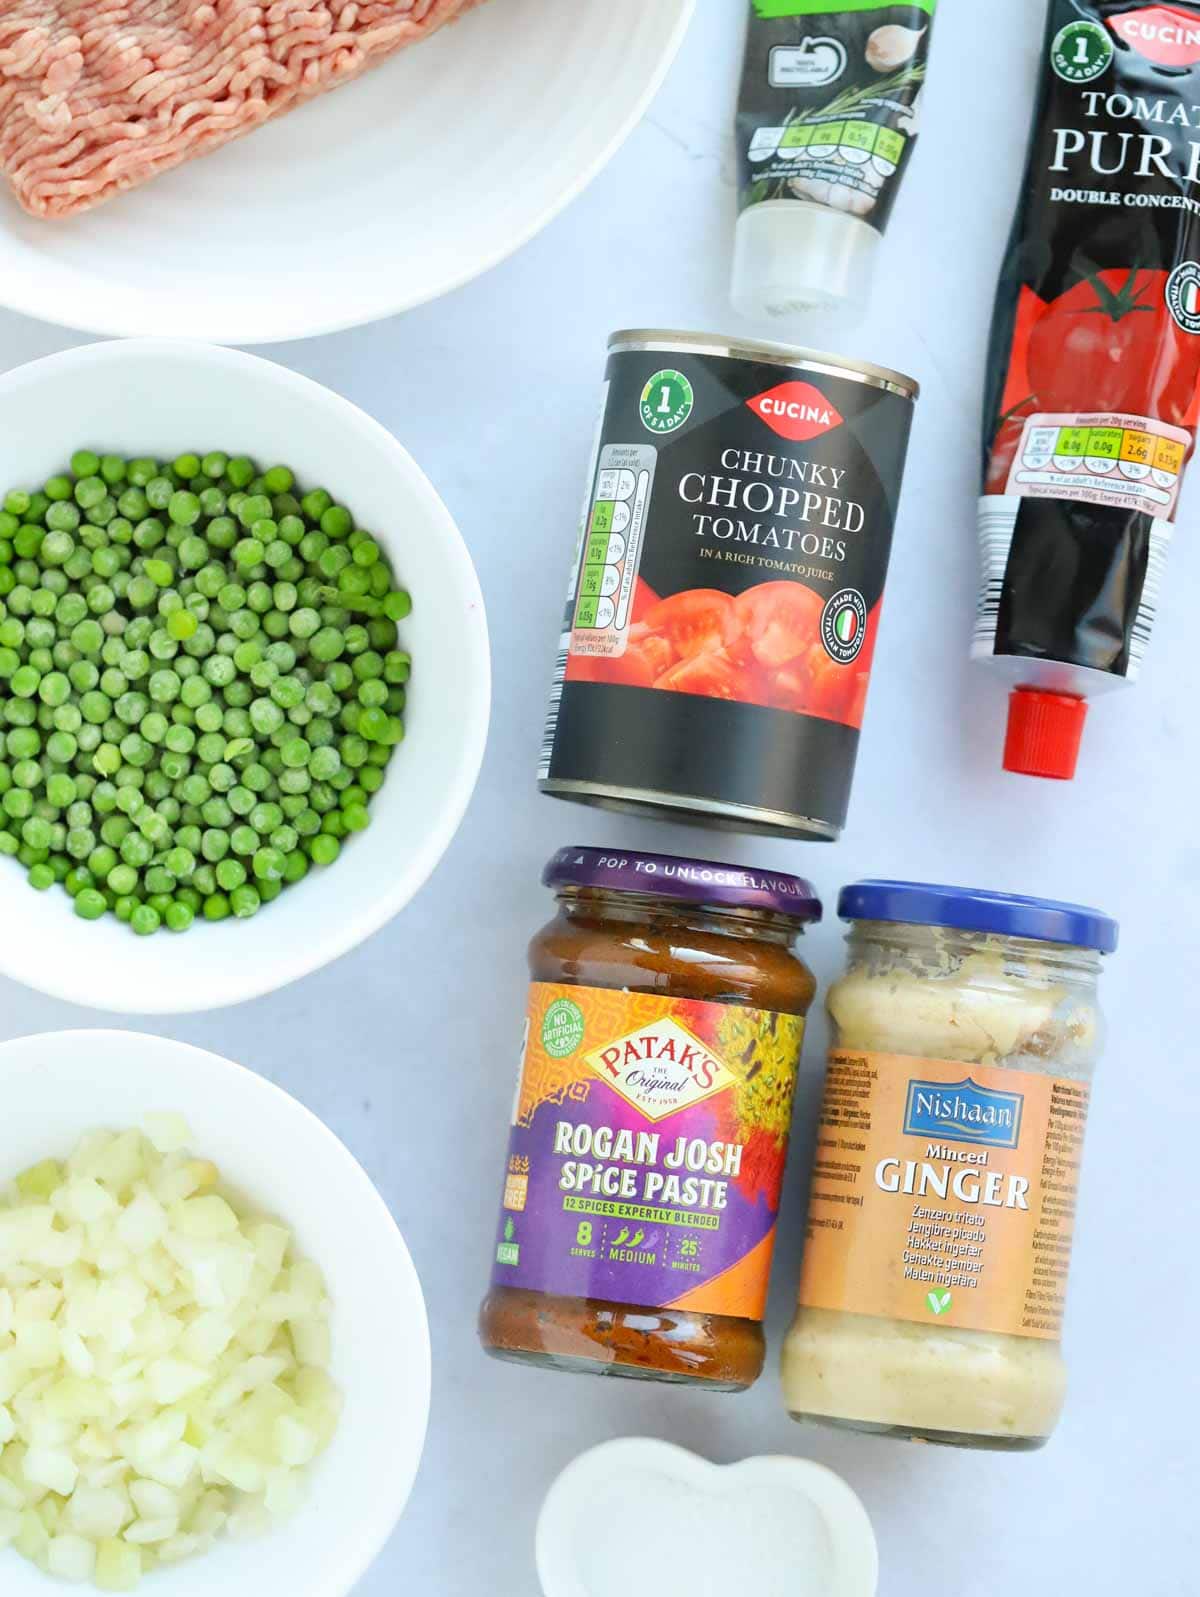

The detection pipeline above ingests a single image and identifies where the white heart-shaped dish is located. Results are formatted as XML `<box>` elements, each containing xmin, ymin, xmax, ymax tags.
<box><xmin>536</xmin><ymin>1438</ymin><xmax>877</xmax><ymax>1597</ymax></box>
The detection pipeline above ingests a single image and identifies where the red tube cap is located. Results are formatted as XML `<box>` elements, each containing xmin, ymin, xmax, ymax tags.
<box><xmin>1003</xmin><ymin>688</ymin><xmax>1088</xmax><ymax>781</ymax></box>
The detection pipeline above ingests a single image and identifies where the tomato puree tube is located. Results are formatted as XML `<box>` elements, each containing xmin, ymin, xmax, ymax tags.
<box><xmin>733</xmin><ymin>1</ymin><xmax>936</xmax><ymax>317</ymax></box>
<box><xmin>978</xmin><ymin>0</ymin><xmax>1200</xmax><ymax>779</ymax></box>
<box><xmin>539</xmin><ymin>330</ymin><xmax>919</xmax><ymax>841</ymax></box>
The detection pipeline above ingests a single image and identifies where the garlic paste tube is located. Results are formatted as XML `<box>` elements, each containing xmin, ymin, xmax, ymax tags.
<box><xmin>733</xmin><ymin>1</ymin><xmax>936</xmax><ymax>315</ymax></box>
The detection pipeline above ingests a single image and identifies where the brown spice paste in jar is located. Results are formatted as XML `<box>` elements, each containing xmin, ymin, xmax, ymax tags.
<box><xmin>479</xmin><ymin>847</ymin><xmax>820</xmax><ymax>1391</ymax></box>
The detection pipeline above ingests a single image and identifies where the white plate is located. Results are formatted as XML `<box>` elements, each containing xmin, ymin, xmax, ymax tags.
<box><xmin>0</xmin><ymin>1029</ymin><xmax>431</xmax><ymax>1597</ymax></box>
<box><xmin>537</xmin><ymin>1438</ymin><xmax>878</xmax><ymax>1597</ymax></box>
<box><xmin>0</xmin><ymin>0</ymin><xmax>694</xmax><ymax>345</ymax></box>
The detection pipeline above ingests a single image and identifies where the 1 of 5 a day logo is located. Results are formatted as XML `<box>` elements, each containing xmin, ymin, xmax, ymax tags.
<box><xmin>640</xmin><ymin>369</ymin><xmax>694</xmax><ymax>434</ymax></box>
<box><xmin>903</xmin><ymin>1076</ymin><xmax>1024</xmax><ymax>1149</ymax></box>
<box><xmin>1051</xmin><ymin>19</ymin><xmax>1113</xmax><ymax>81</ymax></box>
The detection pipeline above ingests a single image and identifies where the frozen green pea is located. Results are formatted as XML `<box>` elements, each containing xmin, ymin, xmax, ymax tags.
<box><xmin>342</xmin><ymin>802</ymin><xmax>370</xmax><ymax>833</ymax></box>
<box><xmin>119</xmin><ymin>831</ymin><xmax>151</xmax><ymax>869</ymax></box>
<box><xmin>230</xmin><ymin>824</ymin><xmax>258</xmax><ymax>857</ymax></box>
<box><xmin>309</xmin><ymin>833</ymin><xmax>340</xmax><ymax>866</ymax></box>
<box><xmin>45</xmin><ymin>772</ymin><xmax>76</xmax><ymax>807</ymax></box>
<box><xmin>74</xmin><ymin>887</ymin><xmax>106</xmax><ymax>920</ymax></box>
<box><xmin>180</xmin><ymin>676</ymin><xmax>211</xmax><ymax>709</ymax></box>
<box><xmin>358</xmin><ymin>707</ymin><xmax>390</xmax><ymax>743</ymax></box>
<box><xmin>168</xmin><ymin>491</ymin><xmax>201</xmax><ymax>527</ymax></box>
<box><xmin>230</xmin><ymin>883</ymin><xmax>261</xmax><ymax>918</ymax></box>
<box><xmin>200</xmin><ymin>829</ymin><xmax>229</xmax><ymax>862</ymax></box>
<box><xmin>167</xmin><ymin>609</ymin><xmax>197</xmax><ymax>641</ymax></box>
<box><xmin>215</xmin><ymin>858</ymin><xmax>246</xmax><ymax>891</ymax></box>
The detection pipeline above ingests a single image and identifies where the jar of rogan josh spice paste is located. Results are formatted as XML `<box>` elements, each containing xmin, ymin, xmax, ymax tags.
<box><xmin>783</xmin><ymin>881</ymin><xmax>1117</xmax><ymax>1450</ymax></box>
<box><xmin>479</xmin><ymin>847</ymin><xmax>821</xmax><ymax>1389</ymax></box>
<box><xmin>538</xmin><ymin>331</ymin><xmax>918</xmax><ymax>840</ymax></box>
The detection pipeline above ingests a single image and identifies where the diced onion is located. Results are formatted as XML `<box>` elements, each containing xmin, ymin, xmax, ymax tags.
<box><xmin>0</xmin><ymin>1120</ymin><xmax>341</xmax><ymax>1589</ymax></box>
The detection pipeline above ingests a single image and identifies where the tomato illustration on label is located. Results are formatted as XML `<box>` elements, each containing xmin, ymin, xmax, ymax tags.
<box><xmin>641</xmin><ymin>590</ymin><xmax>740</xmax><ymax>662</ymax></box>
<box><xmin>1024</xmin><ymin>269</ymin><xmax>1200</xmax><ymax>424</ymax></box>
<box><xmin>734</xmin><ymin>582</ymin><xmax>824</xmax><ymax>671</ymax></box>
<box><xmin>567</xmin><ymin>580</ymin><xmax>877</xmax><ymax>729</ymax></box>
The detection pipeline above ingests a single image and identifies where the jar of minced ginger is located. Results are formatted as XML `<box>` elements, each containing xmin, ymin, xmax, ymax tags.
<box><xmin>783</xmin><ymin>880</ymin><xmax>1117</xmax><ymax>1451</ymax></box>
<box><xmin>479</xmin><ymin>847</ymin><xmax>821</xmax><ymax>1390</ymax></box>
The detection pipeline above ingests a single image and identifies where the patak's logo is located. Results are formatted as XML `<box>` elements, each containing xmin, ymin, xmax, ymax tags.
<box><xmin>1109</xmin><ymin>5</ymin><xmax>1200</xmax><ymax>66</ymax></box>
<box><xmin>747</xmin><ymin>381</ymin><xmax>843</xmax><ymax>442</ymax></box>
<box><xmin>584</xmin><ymin>1018</ymin><xmax>735</xmax><ymax>1121</ymax></box>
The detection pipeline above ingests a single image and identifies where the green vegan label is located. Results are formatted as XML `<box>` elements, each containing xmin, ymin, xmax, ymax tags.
<box><xmin>1051</xmin><ymin>20</ymin><xmax>1113</xmax><ymax>83</ymax></box>
<box><xmin>640</xmin><ymin>370</ymin><xmax>695</xmax><ymax>435</ymax></box>
<box><xmin>541</xmin><ymin>998</ymin><xmax>585</xmax><ymax>1058</ymax></box>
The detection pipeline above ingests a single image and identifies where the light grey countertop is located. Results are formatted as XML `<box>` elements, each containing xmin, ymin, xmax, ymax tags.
<box><xmin>0</xmin><ymin>1</ymin><xmax>1194</xmax><ymax>1592</ymax></box>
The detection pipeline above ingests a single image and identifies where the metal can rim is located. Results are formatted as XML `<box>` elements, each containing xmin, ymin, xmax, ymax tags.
<box><xmin>608</xmin><ymin>327</ymin><xmax>919</xmax><ymax>401</ymax></box>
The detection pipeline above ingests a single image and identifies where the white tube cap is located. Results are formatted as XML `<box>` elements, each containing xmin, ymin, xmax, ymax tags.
<box><xmin>732</xmin><ymin>199</ymin><xmax>880</xmax><ymax>320</ymax></box>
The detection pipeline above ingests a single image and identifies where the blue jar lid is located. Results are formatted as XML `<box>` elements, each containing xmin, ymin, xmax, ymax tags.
<box><xmin>837</xmin><ymin>880</ymin><xmax>1118</xmax><ymax>954</ymax></box>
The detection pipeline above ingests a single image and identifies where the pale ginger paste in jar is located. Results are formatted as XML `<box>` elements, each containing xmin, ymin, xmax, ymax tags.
<box><xmin>783</xmin><ymin>880</ymin><xmax>1116</xmax><ymax>1451</ymax></box>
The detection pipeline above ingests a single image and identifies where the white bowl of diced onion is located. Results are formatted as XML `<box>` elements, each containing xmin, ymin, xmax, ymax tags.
<box><xmin>0</xmin><ymin>1029</ymin><xmax>430</xmax><ymax>1596</ymax></box>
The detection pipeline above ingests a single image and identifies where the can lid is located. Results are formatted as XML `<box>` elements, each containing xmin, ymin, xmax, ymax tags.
<box><xmin>545</xmin><ymin>846</ymin><xmax>822</xmax><ymax>923</ymax></box>
<box><xmin>732</xmin><ymin>200</ymin><xmax>880</xmax><ymax>320</ymax></box>
<box><xmin>838</xmin><ymin>880</ymin><xmax>1118</xmax><ymax>953</ymax></box>
<box><xmin>1004</xmin><ymin>688</ymin><xmax>1088</xmax><ymax>780</ymax></box>
<box><xmin>608</xmin><ymin>328</ymin><xmax>918</xmax><ymax>399</ymax></box>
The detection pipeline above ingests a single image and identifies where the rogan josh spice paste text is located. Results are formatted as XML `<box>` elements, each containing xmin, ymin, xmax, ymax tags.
<box><xmin>783</xmin><ymin>880</ymin><xmax>1117</xmax><ymax>1449</ymax></box>
<box><xmin>480</xmin><ymin>848</ymin><xmax>820</xmax><ymax>1389</ymax></box>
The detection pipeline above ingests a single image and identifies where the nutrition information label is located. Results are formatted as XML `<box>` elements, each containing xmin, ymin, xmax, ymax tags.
<box><xmin>1009</xmin><ymin>410</ymin><xmax>1190</xmax><ymax>517</ymax></box>
<box><xmin>571</xmin><ymin>445</ymin><xmax>655</xmax><ymax>651</ymax></box>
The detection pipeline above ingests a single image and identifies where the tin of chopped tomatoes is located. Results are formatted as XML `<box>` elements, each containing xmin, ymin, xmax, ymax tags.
<box><xmin>540</xmin><ymin>331</ymin><xmax>918</xmax><ymax>841</ymax></box>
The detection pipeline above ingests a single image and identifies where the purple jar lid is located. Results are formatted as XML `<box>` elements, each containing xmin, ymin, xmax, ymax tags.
<box><xmin>544</xmin><ymin>846</ymin><xmax>822</xmax><ymax>923</ymax></box>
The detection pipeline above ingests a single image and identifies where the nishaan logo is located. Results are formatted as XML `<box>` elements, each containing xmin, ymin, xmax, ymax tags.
<box><xmin>1109</xmin><ymin>5</ymin><xmax>1200</xmax><ymax>67</ymax></box>
<box><xmin>584</xmin><ymin>1018</ymin><xmax>736</xmax><ymax>1122</ymax></box>
<box><xmin>903</xmin><ymin>1077</ymin><xmax>1024</xmax><ymax>1150</ymax></box>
